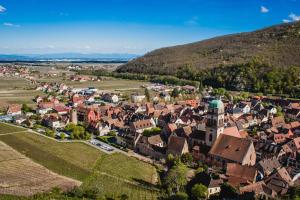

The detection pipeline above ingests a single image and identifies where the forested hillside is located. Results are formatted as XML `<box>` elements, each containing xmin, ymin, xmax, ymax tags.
<box><xmin>117</xmin><ymin>21</ymin><xmax>300</xmax><ymax>75</ymax></box>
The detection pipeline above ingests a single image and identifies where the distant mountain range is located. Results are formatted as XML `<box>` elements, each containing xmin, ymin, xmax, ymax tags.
<box><xmin>117</xmin><ymin>21</ymin><xmax>300</xmax><ymax>75</ymax></box>
<box><xmin>0</xmin><ymin>53</ymin><xmax>139</xmax><ymax>62</ymax></box>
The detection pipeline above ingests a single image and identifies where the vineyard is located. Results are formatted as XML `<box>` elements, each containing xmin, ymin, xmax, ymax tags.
<box><xmin>0</xmin><ymin>141</ymin><xmax>81</xmax><ymax>196</ymax></box>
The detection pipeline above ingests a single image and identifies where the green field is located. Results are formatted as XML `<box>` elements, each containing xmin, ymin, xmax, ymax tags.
<box><xmin>0</xmin><ymin>123</ymin><xmax>26</xmax><ymax>134</ymax></box>
<box><xmin>0</xmin><ymin>123</ymin><xmax>159</xmax><ymax>199</ymax></box>
<box><xmin>0</xmin><ymin>132</ymin><xmax>101</xmax><ymax>181</ymax></box>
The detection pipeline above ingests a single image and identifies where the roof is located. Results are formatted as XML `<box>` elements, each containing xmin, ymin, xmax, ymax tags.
<box><xmin>226</xmin><ymin>163</ymin><xmax>257</xmax><ymax>183</ymax></box>
<box><xmin>240</xmin><ymin>181</ymin><xmax>275</xmax><ymax>197</ymax></box>
<box><xmin>7</xmin><ymin>104</ymin><xmax>22</xmax><ymax>113</ymax></box>
<box><xmin>209</xmin><ymin>134</ymin><xmax>253</xmax><ymax>163</ymax></box>
<box><xmin>258</xmin><ymin>157</ymin><xmax>281</xmax><ymax>175</ymax></box>
<box><xmin>209</xmin><ymin>99</ymin><xmax>223</xmax><ymax>109</ymax></box>
<box><xmin>167</xmin><ymin>135</ymin><xmax>188</xmax><ymax>156</ymax></box>
<box><xmin>148</xmin><ymin>134</ymin><xmax>163</xmax><ymax>145</ymax></box>
<box><xmin>132</xmin><ymin>119</ymin><xmax>153</xmax><ymax>130</ymax></box>
<box><xmin>222</xmin><ymin>126</ymin><xmax>242</xmax><ymax>138</ymax></box>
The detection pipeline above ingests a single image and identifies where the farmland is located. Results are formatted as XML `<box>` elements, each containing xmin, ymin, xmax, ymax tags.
<box><xmin>0</xmin><ymin>122</ymin><xmax>26</xmax><ymax>134</ymax></box>
<box><xmin>0</xmin><ymin>123</ymin><xmax>160</xmax><ymax>199</ymax></box>
<box><xmin>0</xmin><ymin>131</ymin><xmax>102</xmax><ymax>181</ymax></box>
<box><xmin>37</xmin><ymin>76</ymin><xmax>148</xmax><ymax>92</ymax></box>
<box><xmin>0</xmin><ymin>141</ymin><xmax>80</xmax><ymax>197</ymax></box>
<box><xmin>0</xmin><ymin>78</ymin><xmax>43</xmax><ymax>108</ymax></box>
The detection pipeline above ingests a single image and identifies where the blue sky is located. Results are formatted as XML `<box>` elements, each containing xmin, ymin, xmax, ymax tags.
<box><xmin>0</xmin><ymin>0</ymin><xmax>299</xmax><ymax>54</ymax></box>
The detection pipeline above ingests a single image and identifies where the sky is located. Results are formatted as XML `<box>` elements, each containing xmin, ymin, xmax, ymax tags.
<box><xmin>0</xmin><ymin>0</ymin><xmax>299</xmax><ymax>55</ymax></box>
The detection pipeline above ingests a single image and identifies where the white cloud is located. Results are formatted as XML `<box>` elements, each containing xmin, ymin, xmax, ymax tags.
<box><xmin>283</xmin><ymin>19</ymin><xmax>291</xmax><ymax>23</ymax></box>
<box><xmin>184</xmin><ymin>16</ymin><xmax>199</xmax><ymax>26</ymax></box>
<box><xmin>0</xmin><ymin>5</ymin><xmax>6</xmax><ymax>13</ymax></box>
<box><xmin>260</xmin><ymin>6</ymin><xmax>269</xmax><ymax>13</ymax></box>
<box><xmin>289</xmin><ymin>13</ymin><xmax>300</xmax><ymax>21</ymax></box>
<box><xmin>3</xmin><ymin>22</ymin><xmax>20</xmax><ymax>27</ymax></box>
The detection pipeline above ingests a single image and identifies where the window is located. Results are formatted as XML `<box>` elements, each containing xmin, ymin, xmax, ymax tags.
<box><xmin>209</xmin><ymin>134</ymin><xmax>213</xmax><ymax>142</ymax></box>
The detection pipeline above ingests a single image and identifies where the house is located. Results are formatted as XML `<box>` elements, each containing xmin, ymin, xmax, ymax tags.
<box><xmin>167</xmin><ymin>135</ymin><xmax>189</xmax><ymax>156</ymax></box>
<box><xmin>54</xmin><ymin>106</ymin><xmax>70</xmax><ymax>115</ymax></box>
<box><xmin>131</xmin><ymin>94</ymin><xmax>146</xmax><ymax>103</ymax></box>
<box><xmin>37</xmin><ymin>102</ymin><xmax>54</xmax><ymax>115</ymax></box>
<box><xmin>102</xmin><ymin>93</ymin><xmax>119</xmax><ymax>103</ymax></box>
<box><xmin>6</xmin><ymin>104</ymin><xmax>22</xmax><ymax>116</ymax></box>
<box><xmin>136</xmin><ymin>134</ymin><xmax>166</xmax><ymax>160</ymax></box>
<box><xmin>225</xmin><ymin>163</ymin><xmax>257</xmax><ymax>187</ymax></box>
<box><xmin>257</xmin><ymin>157</ymin><xmax>281</xmax><ymax>177</ymax></box>
<box><xmin>264</xmin><ymin>167</ymin><xmax>293</xmax><ymax>195</ymax></box>
<box><xmin>240</xmin><ymin>181</ymin><xmax>277</xmax><ymax>199</ymax></box>
<box><xmin>271</xmin><ymin>116</ymin><xmax>285</xmax><ymax>128</ymax></box>
<box><xmin>207</xmin><ymin>178</ymin><xmax>223</xmax><ymax>198</ymax></box>
<box><xmin>13</xmin><ymin>115</ymin><xmax>27</xmax><ymax>124</ymax></box>
<box><xmin>130</xmin><ymin>119</ymin><xmax>156</xmax><ymax>134</ymax></box>
<box><xmin>208</xmin><ymin>134</ymin><xmax>256</xmax><ymax>167</ymax></box>
<box><xmin>285</xmin><ymin>108</ymin><xmax>300</xmax><ymax>120</ymax></box>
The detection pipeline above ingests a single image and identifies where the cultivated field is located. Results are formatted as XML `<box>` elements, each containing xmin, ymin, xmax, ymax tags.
<box><xmin>0</xmin><ymin>141</ymin><xmax>80</xmax><ymax>196</ymax></box>
<box><xmin>0</xmin><ymin>131</ymin><xmax>102</xmax><ymax>181</ymax></box>
<box><xmin>0</xmin><ymin>123</ymin><xmax>160</xmax><ymax>199</ymax></box>
<box><xmin>38</xmin><ymin>76</ymin><xmax>148</xmax><ymax>91</ymax></box>
<box><xmin>83</xmin><ymin>153</ymin><xmax>159</xmax><ymax>199</ymax></box>
<box><xmin>0</xmin><ymin>123</ymin><xmax>26</xmax><ymax>134</ymax></box>
<box><xmin>0</xmin><ymin>78</ymin><xmax>43</xmax><ymax>108</ymax></box>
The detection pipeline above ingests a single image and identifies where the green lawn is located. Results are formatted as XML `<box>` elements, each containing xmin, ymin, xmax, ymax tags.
<box><xmin>0</xmin><ymin>124</ymin><xmax>160</xmax><ymax>199</ymax></box>
<box><xmin>0</xmin><ymin>123</ymin><xmax>26</xmax><ymax>134</ymax></box>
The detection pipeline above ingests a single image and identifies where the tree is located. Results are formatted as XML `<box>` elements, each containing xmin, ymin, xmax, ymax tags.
<box><xmin>45</xmin><ymin>129</ymin><xmax>55</xmax><ymax>138</ymax></box>
<box><xmin>181</xmin><ymin>153</ymin><xmax>193</xmax><ymax>165</ymax></box>
<box><xmin>169</xmin><ymin>192</ymin><xmax>188</xmax><ymax>200</ymax></box>
<box><xmin>22</xmin><ymin>104</ymin><xmax>32</xmax><ymax>113</ymax></box>
<box><xmin>191</xmin><ymin>184</ymin><xmax>208</xmax><ymax>200</ymax></box>
<box><xmin>145</xmin><ymin>88</ymin><xmax>150</xmax><ymax>102</ymax></box>
<box><xmin>142</xmin><ymin>127</ymin><xmax>161</xmax><ymax>137</ymax></box>
<box><xmin>119</xmin><ymin>194</ymin><xmax>129</xmax><ymax>200</ymax></box>
<box><xmin>60</xmin><ymin>133</ymin><xmax>66</xmax><ymax>140</ymax></box>
<box><xmin>164</xmin><ymin>163</ymin><xmax>188</xmax><ymax>194</ymax></box>
<box><xmin>220</xmin><ymin>183</ymin><xmax>239</xmax><ymax>199</ymax></box>
<box><xmin>171</xmin><ymin>88</ymin><xmax>180</xmax><ymax>98</ymax></box>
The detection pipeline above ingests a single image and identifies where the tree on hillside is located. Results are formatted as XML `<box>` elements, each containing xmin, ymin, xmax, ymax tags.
<box><xmin>164</xmin><ymin>163</ymin><xmax>188</xmax><ymax>194</ymax></box>
<box><xmin>191</xmin><ymin>184</ymin><xmax>208</xmax><ymax>200</ymax></box>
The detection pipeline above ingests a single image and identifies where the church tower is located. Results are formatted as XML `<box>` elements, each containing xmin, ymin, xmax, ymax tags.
<box><xmin>70</xmin><ymin>108</ymin><xmax>78</xmax><ymax>125</ymax></box>
<box><xmin>205</xmin><ymin>99</ymin><xmax>224</xmax><ymax>146</ymax></box>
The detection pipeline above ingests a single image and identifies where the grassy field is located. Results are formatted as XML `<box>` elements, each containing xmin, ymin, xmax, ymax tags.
<box><xmin>0</xmin><ymin>123</ymin><xmax>26</xmax><ymax>134</ymax></box>
<box><xmin>0</xmin><ymin>78</ymin><xmax>43</xmax><ymax>108</ymax></box>
<box><xmin>0</xmin><ymin>123</ymin><xmax>160</xmax><ymax>199</ymax></box>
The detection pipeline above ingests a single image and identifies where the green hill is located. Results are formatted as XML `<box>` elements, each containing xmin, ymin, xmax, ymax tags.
<box><xmin>117</xmin><ymin>21</ymin><xmax>300</xmax><ymax>75</ymax></box>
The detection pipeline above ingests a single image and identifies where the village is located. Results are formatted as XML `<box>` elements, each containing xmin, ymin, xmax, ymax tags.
<box><xmin>1</xmin><ymin>64</ymin><xmax>300</xmax><ymax>199</ymax></box>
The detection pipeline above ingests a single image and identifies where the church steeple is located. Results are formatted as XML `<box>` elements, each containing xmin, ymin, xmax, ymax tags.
<box><xmin>205</xmin><ymin>99</ymin><xmax>224</xmax><ymax>146</ymax></box>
